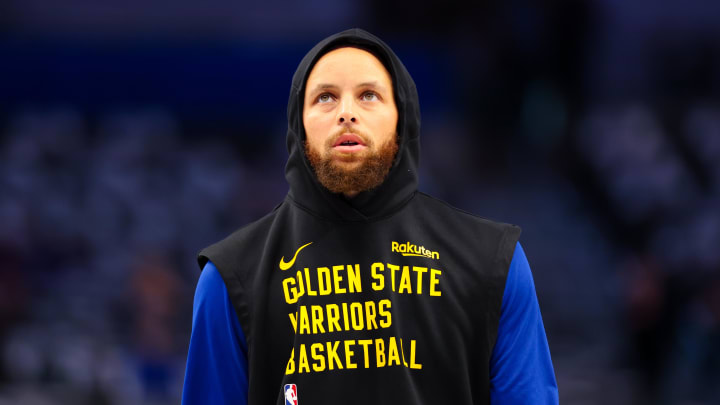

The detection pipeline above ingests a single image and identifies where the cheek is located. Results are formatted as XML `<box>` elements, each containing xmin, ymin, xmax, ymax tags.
<box><xmin>375</xmin><ymin>110</ymin><xmax>399</xmax><ymax>139</ymax></box>
<box><xmin>303</xmin><ymin>112</ymin><xmax>328</xmax><ymax>150</ymax></box>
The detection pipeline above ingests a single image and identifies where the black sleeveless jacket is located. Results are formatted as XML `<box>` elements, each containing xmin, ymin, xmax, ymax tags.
<box><xmin>199</xmin><ymin>28</ymin><xmax>521</xmax><ymax>405</ymax></box>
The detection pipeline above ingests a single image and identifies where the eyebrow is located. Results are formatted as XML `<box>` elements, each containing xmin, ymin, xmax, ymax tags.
<box><xmin>309</xmin><ymin>81</ymin><xmax>387</xmax><ymax>94</ymax></box>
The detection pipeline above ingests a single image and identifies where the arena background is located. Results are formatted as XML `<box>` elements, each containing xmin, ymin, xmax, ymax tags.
<box><xmin>1</xmin><ymin>1</ymin><xmax>719</xmax><ymax>404</ymax></box>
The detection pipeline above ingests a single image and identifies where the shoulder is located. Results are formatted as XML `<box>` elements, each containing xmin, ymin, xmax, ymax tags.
<box><xmin>415</xmin><ymin>192</ymin><xmax>521</xmax><ymax>233</ymax></box>
<box><xmin>194</xmin><ymin>261</ymin><xmax>226</xmax><ymax>303</ymax></box>
<box><xmin>503</xmin><ymin>243</ymin><xmax>536</xmax><ymax>314</ymax></box>
<box><xmin>413</xmin><ymin>192</ymin><xmax>521</xmax><ymax>262</ymax></box>
<box><xmin>192</xmin><ymin>262</ymin><xmax>237</xmax><ymax>329</ymax></box>
<box><xmin>197</xmin><ymin>200</ymin><xmax>286</xmax><ymax>271</ymax></box>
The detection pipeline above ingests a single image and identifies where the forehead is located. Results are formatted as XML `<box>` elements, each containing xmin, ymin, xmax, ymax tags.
<box><xmin>305</xmin><ymin>47</ymin><xmax>392</xmax><ymax>87</ymax></box>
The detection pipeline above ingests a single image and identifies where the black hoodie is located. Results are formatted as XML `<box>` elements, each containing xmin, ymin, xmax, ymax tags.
<box><xmin>199</xmin><ymin>28</ymin><xmax>521</xmax><ymax>405</ymax></box>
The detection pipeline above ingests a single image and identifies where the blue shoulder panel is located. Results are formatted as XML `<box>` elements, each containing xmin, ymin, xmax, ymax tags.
<box><xmin>182</xmin><ymin>261</ymin><xmax>248</xmax><ymax>405</ymax></box>
<box><xmin>490</xmin><ymin>242</ymin><xmax>559</xmax><ymax>404</ymax></box>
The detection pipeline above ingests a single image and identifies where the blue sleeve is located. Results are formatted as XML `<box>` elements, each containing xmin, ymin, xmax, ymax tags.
<box><xmin>490</xmin><ymin>242</ymin><xmax>559</xmax><ymax>404</ymax></box>
<box><xmin>182</xmin><ymin>261</ymin><xmax>249</xmax><ymax>405</ymax></box>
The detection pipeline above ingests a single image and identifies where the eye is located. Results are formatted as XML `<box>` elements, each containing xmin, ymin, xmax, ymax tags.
<box><xmin>361</xmin><ymin>91</ymin><xmax>378</xmax><ymax>101</ymax></box>
<box><xmin>317</xmin><ymin>93</ymin><xmax>334</xmax><ymax>103</ymax></box>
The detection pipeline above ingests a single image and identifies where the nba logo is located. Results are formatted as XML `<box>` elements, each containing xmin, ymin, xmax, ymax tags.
<box><xmin>284</xmin><ymin>384</ymin><xmax>298</xmax><ymax>405</ymax></box>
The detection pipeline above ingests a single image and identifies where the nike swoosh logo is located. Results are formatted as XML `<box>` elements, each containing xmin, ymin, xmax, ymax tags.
<box><xmin>279</xmin><ymin>242</ymin><xmax>313</xmax><ymax>271</ymax></box>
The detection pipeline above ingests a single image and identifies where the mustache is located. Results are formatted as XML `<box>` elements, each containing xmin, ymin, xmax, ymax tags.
<box><xmin>324</xmin><ymin>127</ymin><xmax>373</xmax><ymax>148</ymax></box>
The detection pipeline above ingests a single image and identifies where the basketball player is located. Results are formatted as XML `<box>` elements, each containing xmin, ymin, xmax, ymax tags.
<box><xmin>182</xmin><ymin>28</ymin><xmax>558</xmax><ymax>404</ymax></box>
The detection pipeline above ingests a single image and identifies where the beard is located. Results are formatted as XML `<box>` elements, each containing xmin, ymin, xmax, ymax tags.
<box><xmin>305</xmin><ymin>129</ymin><xmax>398</xmax><ymax>196</ymax></box>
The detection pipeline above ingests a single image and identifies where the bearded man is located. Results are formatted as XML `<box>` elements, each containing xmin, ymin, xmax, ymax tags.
<box><xmin>182</xmin><ymin>29</ymin><xmax>558</xmax><ymax>405</ymax></box>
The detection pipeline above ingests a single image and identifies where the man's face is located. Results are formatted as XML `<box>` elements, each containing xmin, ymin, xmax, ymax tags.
<box><xmin>303</xmin><ymin>47</ymin><xmax>399</xmax><ymax>197</ymax></box>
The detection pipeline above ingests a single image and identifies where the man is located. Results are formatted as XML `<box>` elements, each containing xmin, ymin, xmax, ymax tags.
<box><xmin>182</xmin><ymin>28</ymin><xmax>558</xmax><ymax>404</ymax></box>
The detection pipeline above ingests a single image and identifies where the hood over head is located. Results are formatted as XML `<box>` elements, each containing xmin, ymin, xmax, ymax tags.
<box><xmin>285</xmin><ymin>28</ymin><xmax>421</xmax><ymax>222</ymax></box>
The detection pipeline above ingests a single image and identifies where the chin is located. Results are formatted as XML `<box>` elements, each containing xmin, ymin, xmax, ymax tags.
<box><xmin>329</xmin><ymin>150</ymin><xmax>369</xmax><ymax>163</ymax></box>
<box><xmin>331</xmin><ymin>159</ymin><xmax>365</xmax><ymax>172</ymax></box>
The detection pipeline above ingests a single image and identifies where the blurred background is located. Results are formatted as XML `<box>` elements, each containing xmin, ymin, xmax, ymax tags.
<box><xmin>1</xmin><ymin>0</ymin><xmax>719</xmax><ymax>404</ymax></box>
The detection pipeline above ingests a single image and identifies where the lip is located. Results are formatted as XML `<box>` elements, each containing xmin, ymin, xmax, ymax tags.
<box><xmin>333</xmin><ymin>143</ymin><xmax>367</xmax><ymax>153</ymax></box>
<box><xmin>332</xmin><ymin>133</ymin><xmax>366</xmax><ymax>148</ymax></box>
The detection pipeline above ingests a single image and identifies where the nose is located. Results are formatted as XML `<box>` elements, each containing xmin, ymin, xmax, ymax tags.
<box><xmin>337</xmin><ymin>98</ymin><xmax>357</xmax><ymax>124</ymax></box>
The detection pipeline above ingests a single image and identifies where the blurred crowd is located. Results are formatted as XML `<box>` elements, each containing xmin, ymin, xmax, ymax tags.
<box><xmin>575</xmin><ymin>103</ymin><xmax>720</xmax><ymax>403</ymax></box>
<box><xmin>0</xmin><ymin>107</ymin><xmax>284</xmax><ymax>404</ymax></box>
<box><xmin>1</xmin><ymin>0</ymin><xmax>720</xmax><ymax>404</ymax></box>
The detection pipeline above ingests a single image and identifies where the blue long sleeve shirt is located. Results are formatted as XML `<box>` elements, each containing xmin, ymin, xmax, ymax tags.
<box><xmin>182</xmin><ymin>242</ymin><xmax>558</xmax><ymax>404</ymax></box>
